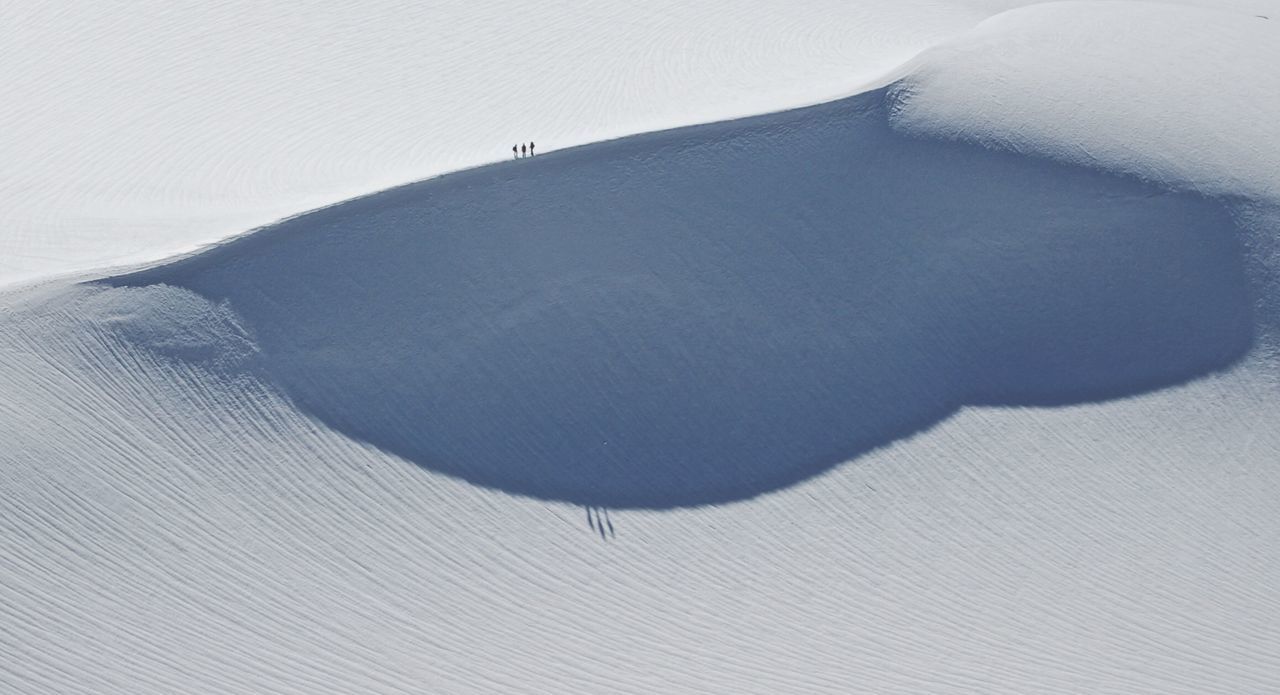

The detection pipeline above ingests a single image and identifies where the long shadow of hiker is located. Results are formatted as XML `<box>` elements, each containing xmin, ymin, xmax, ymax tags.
<box><xmin>585</xmin><ymin>506</ymin><xmax>616</xmax><ymax>540</ymax></box>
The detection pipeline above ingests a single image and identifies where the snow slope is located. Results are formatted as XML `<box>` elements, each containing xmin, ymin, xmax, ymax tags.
<box><xmin>3</xmin><ymin>0</ymin><xmax>1268</xmax><ymax>289</ymax></box>
<box><xmin>0</xmin><ymin>0</ymin><xmax>983</xmax><ymax>288</ymax></box>
<box><xmin>4</xmin><ymin>1</ymin><xmax>1280</xmax><ymax>693</ymax></box>
<box><xmin>890</xmin><ymin>0</ymin><xmax>1280</xmax><ymax>347</ymax></box>
<box><xmin>105</xmin><ymin>90</ymin><xmax>1252</xmax><ymax>508</ymax></box>
<box><xmin>891</xmin><ymin>2</ymin><xmax>1280</xmax><ymax>201</ymax></box>
<box><xmin>3</xmin><ymin>283</ymin><xmax>1279</xmax><ymax>694</ymax></box>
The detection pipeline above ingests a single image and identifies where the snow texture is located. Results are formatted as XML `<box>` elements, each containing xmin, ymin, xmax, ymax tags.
<box><xmin>0</xmin><ymin>0</ymin><xmax>997</xmax><ymax>289</ymax></box>
<box><xmin>890</xmin><ymin>2</ymin><xmax>1280</xmax><ymax>201</ymax></box>
<box><xmin>5</xmin><ymin>0</ymin><xmax>1264</xmax><ymax>289</ymax></box>
<box><xmin>3</xmin><ymin>1</ymin><xmax>1280</xmax><ymax>693</ymax></box>
<box><xmin>110</xmin><ymin>89</ymin><xmax>1253</xmax><ymax>508</ymax></box>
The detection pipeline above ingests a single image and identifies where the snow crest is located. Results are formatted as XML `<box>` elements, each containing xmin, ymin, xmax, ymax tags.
<box><xmin>889</xmin><ymin>2</ymin><xmax>1280</xmax><ymax>202</ymax></box>
<box><xmin>105</xmin><ymin>89</ymin><xmax>1254</xmax><ymax>508</ymax></box>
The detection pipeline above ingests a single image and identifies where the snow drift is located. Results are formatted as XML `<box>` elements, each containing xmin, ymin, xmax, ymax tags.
<box><xmin>109</xmin><ymin>89</ymin><xmax>1253</xmax><ymax>508</ymax></box>
<box><xmin>0</xmin><ymin>0</ymin><xmax>997</xmax><ymax>289</ymax></box>
<box><xmin>890</xmin><ymin>2</ymin><xmax>1280</xmax><ymax>202</ymax></box>
<box><xmin>9</xmin><ymin>0</ymin><xmax>1264</xmax><ymax>291</ymax></box>
<box><xmin>5</xmin><ymin>2</ymin><xmax>1280</xmax><ymax>693</ymax></box>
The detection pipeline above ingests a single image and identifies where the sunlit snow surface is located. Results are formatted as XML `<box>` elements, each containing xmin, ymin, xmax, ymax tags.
<box><xmin>2</xmin><ymin>0</ymin><xmax>1269</xmax><ymax>288</ymax></box>
<box><xmin>4</xmin><ymin>1</ymin><xmax>1280</xmax><ymax>693</ymax></box>
<box><xmin>0</xmin><ymin>0</ymin><xmax>985</xmax><ymax>288</ymax></box>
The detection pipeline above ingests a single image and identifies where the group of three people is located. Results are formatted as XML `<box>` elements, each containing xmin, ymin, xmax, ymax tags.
<box><xmin>513</xmin><ymin>142</ymin><xmax>536</xmax><ymax>158</ymax></box>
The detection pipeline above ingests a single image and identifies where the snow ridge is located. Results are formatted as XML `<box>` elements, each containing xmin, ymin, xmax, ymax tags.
<box><xmin>889</xmin><ymin>2</ymin><xmax>1280</xmax><ymax>202</ymax></box>
<box><xmin>107</xmin><ymin>89</ymin><xmax>1254</xmax><ymax>508</ymax></box>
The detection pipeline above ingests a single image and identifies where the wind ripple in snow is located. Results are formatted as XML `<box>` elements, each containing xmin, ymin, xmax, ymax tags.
<box><xmin>2</xmin><ymin>279</ymin><xmax>1279</xmax><ymax>694</ymax></box>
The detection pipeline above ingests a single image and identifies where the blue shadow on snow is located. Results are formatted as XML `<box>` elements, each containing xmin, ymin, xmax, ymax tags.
<box><xmin>109</xmin><ymin>88</ymin><xmax>1254</xmax><ymax>508</ymax></box>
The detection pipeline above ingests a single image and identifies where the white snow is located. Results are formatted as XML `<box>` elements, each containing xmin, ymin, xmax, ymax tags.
<box><xmin>1</xmin><ymin>0</ymin><xmax>1002</xmax><ymax>289</ymax></box>
<box><xmin>3</xmin><ymin>1</ymin><xmax>1270</xmax><ymax>288</ymax></box>
<box><xmin>3</xmin><ymin>1</ymin><xmax>1280</xmax><ymax>693</ymax></box>
<box><xmin>3</xmin><ymin>282</ymin><xmax>1279</xmax><ymax>694</ymax></box>
<box><xmin>7</xmin><ymin>0</ymin><xmax>1263</xmax><ymax>290</ymax></box>
<box><xmin>890</xmin><ymin>2</ymin><xmax>1280</xmax><ymax>201</ymax></box>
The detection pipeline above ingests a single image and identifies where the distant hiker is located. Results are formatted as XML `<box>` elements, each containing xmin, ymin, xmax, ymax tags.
<box><xmin>529</xmin><ymin>141</ymin><xmax>536</xmax><ymax>156</ymax></box>
<box><xmin>521</xmin><ymin>143</ymin><xmax>527</xmax><ymax>157</ymax></box>
<box><xmin>512</xmin><ymin>144</ymin><xmax>518</xmax><ymax>159</ymax></box>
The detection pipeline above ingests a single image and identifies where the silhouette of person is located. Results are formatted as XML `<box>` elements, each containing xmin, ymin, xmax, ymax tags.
<box><xmin>521</xmin><ymin>143</ymin><xmax>527</xmax><ymax>157</ymax></box>
<box><xmin>512</xmin><ymin>144</ymin><xmax>518</xmax><ymax>159</ymax></box>
<box><xmin>529</xmin><ymin>141</ymin><xmax>536</xmax><ymax>156</ymax></box>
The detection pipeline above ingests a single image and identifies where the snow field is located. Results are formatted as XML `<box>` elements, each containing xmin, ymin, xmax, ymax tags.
<box><xmin>1</xmin><ymin>0</ymin><xmax>993</xmax><ymax>288</ymax></box>
<box><xmin>9</xmin><ymin>0</ymin><xmax>1265</xmax><ymax>290</ymax></box>
<box><xmin>3</xmin><ymin>1</ymin><xmax>1280</xmax><ymax>692</ymax></box>
<box><xmin>890</xmin><ymin>2</ymin><xmax>1280</xmax><ymax>202</ymax></box>
<box><xmin>2</xmin><ymin>282</ymin><xmax>1279</xmax><ymax>694</ymax></box>
<box><xmin>105</xmin><ymin>89</ymin><xmax>1254</xmax><ymax>508</ymax></box>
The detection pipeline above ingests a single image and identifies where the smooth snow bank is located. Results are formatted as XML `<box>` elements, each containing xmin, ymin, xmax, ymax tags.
<box><xmin>110</xmin><ymin>89</ymin><xmax>1252</xmax><ymax>508</ymax></box>
<box><xmin>3</xmin><ymin>0</ymin><xmax>1264</xmax><ymax>290</ymax></box>
<box><xmin>890</xmin><ymin>2</ymin><xmax>1280</xmax><ymax>201</ymax></box>
<box><xmin>0</xmin><ymin>0</ymin><xmax>1001</xmax><ymax>289</ymax></box>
